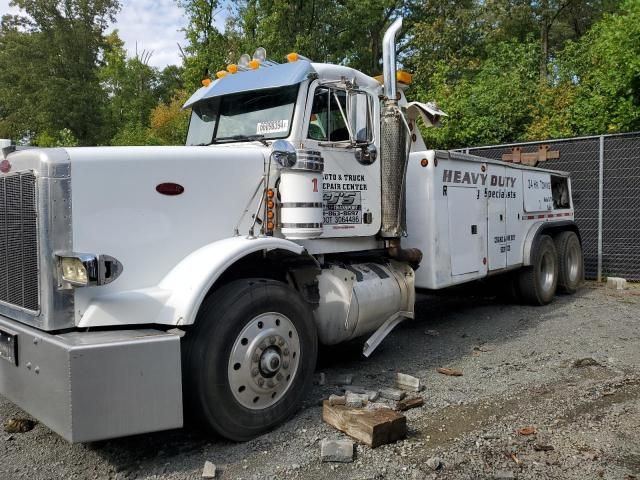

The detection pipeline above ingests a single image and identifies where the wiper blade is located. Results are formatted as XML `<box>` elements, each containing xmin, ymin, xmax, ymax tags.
<box><xmin>210</xmin><ymin>134</ymin><xmax>268</xmax><ymax>146</ymax></box>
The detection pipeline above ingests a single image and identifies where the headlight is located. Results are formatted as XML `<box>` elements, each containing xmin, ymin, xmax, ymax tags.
<box><xmin>60</xmin><ymin>257</ymin><xmax>90</xmax><ymax>286</ymax></box>
<box><xmin>58</xmin><ymin>253</ymin><xmax>123</xmax><ymax>288</ymax></box>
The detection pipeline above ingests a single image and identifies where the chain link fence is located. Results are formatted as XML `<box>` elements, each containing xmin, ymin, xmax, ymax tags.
<box><xmin>457</xmin><ymin>132</ymin><xmax>640</xmax><ymax>281</ymax></box>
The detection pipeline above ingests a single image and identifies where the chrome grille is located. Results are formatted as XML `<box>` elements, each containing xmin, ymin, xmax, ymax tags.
<box><xmin>0</xmin><ymin>171</ymin><xmax>39</xmax><ymax>312</ymax></box>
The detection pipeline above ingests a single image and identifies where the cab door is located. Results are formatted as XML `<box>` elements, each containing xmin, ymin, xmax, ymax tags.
<box><xmin>301</xmin><ymin>82</ymin><xmax>381</xmax><ymax>238</ymax></box>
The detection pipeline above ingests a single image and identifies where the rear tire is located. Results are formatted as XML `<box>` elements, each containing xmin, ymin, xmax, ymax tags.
<box><xmin>183</xmin><ymin>278</ymin><xmax>317</xmax><ymax>441</ymax></box>
<box><xmin>518</xmin><ymin>235</ymin><xmax>558</xmax><ymax>305</ymax></box>
<box><xmin>554</xmin><ymin>231</ymin><xmax>583</xmax><ymax>294</ymax></box>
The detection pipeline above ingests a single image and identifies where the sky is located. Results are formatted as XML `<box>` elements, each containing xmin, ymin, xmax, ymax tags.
<box><xmin>0</xmin><ymin>0</ymin><xmax>229</xmax><ymax>69</ymax></box>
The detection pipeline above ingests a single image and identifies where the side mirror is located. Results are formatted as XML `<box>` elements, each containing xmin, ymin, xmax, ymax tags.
<box><xmin>354</xmin><ymin>143</ymin><xmax>377</xmax><ymax>165</ymax></box>
<box><xmin>270</xmin><ymin>139</ymin><xmax>297</xmax><ymax>168</ymax></box>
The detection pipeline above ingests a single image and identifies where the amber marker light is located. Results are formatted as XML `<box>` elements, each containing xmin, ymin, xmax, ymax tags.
<box><xmin>267</xmin><ymin>200</ymin><xmax>275</xmax><ymax>209</ymax></box>
<box><xmin>227</xmin><ymin>64</ymin><xmax>238</xmax><ymax>74</ymax></box>
<box><xmin>248</xmin><ymin>59</ymin><xmax>260</xmax><ymax>70</ymax></box>
<box><xmin>216</xmin><ymin>70</ymin><xmax>228</xmax><ymax>79</ymax></box>
<box><xmin>420</xmin><ymin>158</ymin><xmax>428</xmax><ymax>167</ymax></box>
<box><xmin>286</xmin><ymin>52</ymin><xmax>299</xmax><ymax>63</ymax></box>
<box><xmin>267</xmin><ymin>189</ymin><xmax>275</xmax><ymax>198</ymax></box>
<box><xmin>201</xmin><ymin>78</ymin><xmax>212</xmax><ymax>87</ymax></box>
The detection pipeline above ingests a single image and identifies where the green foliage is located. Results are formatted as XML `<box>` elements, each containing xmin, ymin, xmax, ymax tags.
<box><xmin>418</xmin><ymin>41</ymin><xmax>540</xmax><ymax>149</ymax></box>
<box><xmin>0</xmin><ymin>0</ymin><xmax>637</xmax><ymax>149</ymax></box>
<box><xmin>0</xmin><ymin>0</ymin><xmax>120</xmax><ymax>145</ymax></box>
<box><xmin>34</xmin><ymin>128</ymin><xmax>79</xmax><ymax>147</ymax></box>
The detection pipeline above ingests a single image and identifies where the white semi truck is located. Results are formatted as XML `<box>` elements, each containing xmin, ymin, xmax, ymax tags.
<box><xmin>0</xmin><ymin>18</ymin><xmax>583</xmax><ymax>443</ymax></box>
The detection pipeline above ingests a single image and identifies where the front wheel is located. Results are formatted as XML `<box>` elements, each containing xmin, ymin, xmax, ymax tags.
<box><xmin>183</xmin><ymin>278</ymin><xmax>317</xmax><ymax>441</ymax></box>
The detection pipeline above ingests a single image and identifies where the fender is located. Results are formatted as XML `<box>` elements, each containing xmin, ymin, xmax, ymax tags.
<box><xmin>77</xmin><ymin>236</ymin><xmax>307</xmax><ymax>328</ymax></box>
<box><xmin>159</xmin><ymin>236</ymin><xmax>307</xmax><ymax>326</ymax></box>
<box><xmin>522</xmin><ymin>220</ymin><xmax>580</xmax><ymax>266</ymax></box>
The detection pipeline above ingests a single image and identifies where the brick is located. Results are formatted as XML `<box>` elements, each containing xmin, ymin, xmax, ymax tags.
<box><xmin>321</xmin><ymin>439</ymin><xmax>354</xmax><ymax>463</ymax></box>
<box><xmin>379</xmin><ymin>388</ymin><xmax>406</xmax><ymax>401</ymax></box>
<box><xmin>395</xmin><ymin>373</ymin><xmax>422</xmax><ymax>392</ymax></box>
<box><xmin>606</xmin><ymin>277</ymin><xmax>627</xmax><ymax>290</ymax></box>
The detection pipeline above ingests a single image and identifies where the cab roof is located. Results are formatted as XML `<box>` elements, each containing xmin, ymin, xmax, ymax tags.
<box><xmin>182</xmin><ymin>60</ymin><xmax>380</xmax><ymax>109</ymax></box>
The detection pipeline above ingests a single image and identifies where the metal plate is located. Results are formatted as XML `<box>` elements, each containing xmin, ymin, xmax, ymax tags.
<box><xmin>0</xmin><ymin>327</ymin><xmax>18</xmax><ymax>365</ymax></box>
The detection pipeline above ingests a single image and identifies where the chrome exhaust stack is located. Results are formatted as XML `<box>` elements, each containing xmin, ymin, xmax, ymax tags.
<box><xmin>380</xmin><ymin>18</ymin><xmax>422</xmax><ymax>264</ymax></box>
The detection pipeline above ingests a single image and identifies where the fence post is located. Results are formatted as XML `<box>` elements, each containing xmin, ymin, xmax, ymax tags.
<box><xmin>597</xmin><ymin>135</ymin><xmax>604</xmax><ymax>282</ymax></box>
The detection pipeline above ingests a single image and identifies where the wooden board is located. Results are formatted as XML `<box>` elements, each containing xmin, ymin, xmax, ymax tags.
<box><xmin>322</xmin><ymin>401</ymin><xmax>407</xmax><ymax>448</ymax></box>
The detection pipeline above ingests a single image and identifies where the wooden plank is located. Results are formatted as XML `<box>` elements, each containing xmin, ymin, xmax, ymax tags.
<box><xmin>322</xmin><ymin>401</ymin><xmax>407</xmax><ymax>448</ymax></box>
<box><xmin>396</xmin><ymin>397</ymin><xmax>424</xmax><ymax>411</ymax></box>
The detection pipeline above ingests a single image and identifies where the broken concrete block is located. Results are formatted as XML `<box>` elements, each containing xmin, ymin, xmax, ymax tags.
<box><xmin>202</xmin><ymin>461</ymin><xmax>216</xmax><ymax>478</ymax></box>
<box><xmin>345</xmin><ymin>392</ymin><xmax>369</xmax><ymax>408</ymax></box>
<box><xmin>606</xmin><ymin>277</ymin><xmax>627</xmax><ymax>290</ymax></box>
<box><xmin>379</xmin><ymin>388</ymin><xmax>406</xmax><ymax>401</ymax></box>
<box><xmin>367</xmin><ymin>390</ymin><xmax>379</xmax><ymax>402</ymax></box>
<box><xmin>328</xmin><ymin>395</ymin><xmax>346</xmax><ymax>406</ymax></box>
<box><xmin>321</xmin><ymin>439</ymin><xmax>354</xmax><ymax>463</ymax></box>
<box><xmin>343</xmin><ymin>385</ymin><xmax>366</xmax><ymax>394</ymax></box>
<box><xmin>395</xmin><ymin>373</ymin><xmax>422</xmax><ymax>392</ymax></box>
<box><xmin>334</xmin><ymin>374</ymin><xmax>354</xmax><ymax>385</ymax></box>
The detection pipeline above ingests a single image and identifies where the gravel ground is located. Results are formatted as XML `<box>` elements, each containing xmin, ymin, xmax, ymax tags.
<box><xmin>1</xmin><ymin>281</ymin><xmax>639</xmax><ymax>480</ymax></box>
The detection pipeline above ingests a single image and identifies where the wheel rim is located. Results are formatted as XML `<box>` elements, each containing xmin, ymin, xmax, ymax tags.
<box><xmin>567</xmin><ymin>242</ymin><xmax>581</xmax><ymax>283</ymax></box>
<box><xmin>539</xmin><ymin>250</ymin><xmax>556</xmax><ymax>293</ymax></box>
<box><xmin>228</xmin><ymin>312</ymin><xmax>301</xmax><ymax>410</ymax></box>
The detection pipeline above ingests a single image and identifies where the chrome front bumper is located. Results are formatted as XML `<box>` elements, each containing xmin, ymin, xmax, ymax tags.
<box><xmin>0</xmin><ymin>316</ymin><xmax>183</xmax><ymax>442</ymax></box>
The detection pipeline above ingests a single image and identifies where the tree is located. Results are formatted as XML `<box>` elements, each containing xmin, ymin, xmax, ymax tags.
<box><xmin>0</xmin><ymin>0</ymin><xmax>120</xmax><ymax>145</ymax></box>
<box><xmin>99</xmin><ymin>30</ymin><xmax>160</xmax><ymax>144</ymax></box>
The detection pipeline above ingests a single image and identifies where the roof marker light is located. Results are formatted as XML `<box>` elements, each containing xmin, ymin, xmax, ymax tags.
<box><xmin>239</xmin><ymin>54</ymin><xmax>251</xmax><ymax>68</ymax></box>
<box><xmin>201</xmin><ymin>78</ymin><xmax>212</xmax><ymax>87</ymax></box>
<box><xmin>253</xmin><ymin>47</ymin><xmax>267</xmax><ymax>63</ymax></box>
<box><xmin>227</xmin><ymin>64</ymin><xmax>238</xmax><ymax>74</ymax></box>
<box><xmin>248</xmin><ymin>59</ymin><xmax>260</xmax><ymax>70</ymax></box>
<box><xmin>286</xmin><ymin>52</ymin><xmax>311</xmax><ymax>63</ymax></box>
<box><xmin>216</xmin><ymin>70</ymin><xmax>228</xmax><ymax>79</ymax></box>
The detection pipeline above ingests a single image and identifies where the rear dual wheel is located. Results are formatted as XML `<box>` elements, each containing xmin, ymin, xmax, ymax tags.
<box><xmin>518</xmin><ymin>235</ymin><xmax>558</xmax><ymax>305</ymax></box>
<box><xmin>183</xmin><ymin>278</ymin><xmax>317</xmax><ymax>441</ymax></box>
<box><xmin>518</xmin><ymin>231</ymin><xmax>583</xmax><ymax>305</ymax></box>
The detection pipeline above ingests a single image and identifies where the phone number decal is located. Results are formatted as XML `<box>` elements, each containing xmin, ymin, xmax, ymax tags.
<box><xmin>323</xmin><ymin>191</ymin><xmax>362</xmax><ymax>224</ymax></box>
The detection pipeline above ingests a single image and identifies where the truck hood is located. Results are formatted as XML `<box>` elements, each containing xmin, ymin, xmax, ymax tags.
<box><xmin>65</xmin><ymin>145</ymin><xmax>269</xmax><ymax>305</ymax></box>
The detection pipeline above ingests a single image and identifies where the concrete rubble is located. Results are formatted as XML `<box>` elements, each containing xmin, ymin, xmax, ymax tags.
<box><xmin>320</xmin><ymin>439</ymin><xmax>354</xmax><ymax>463</ymax></box>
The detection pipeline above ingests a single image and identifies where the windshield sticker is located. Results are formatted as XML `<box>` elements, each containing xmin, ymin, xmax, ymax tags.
<box><xmin>256</xmin><ymin>119</ymin><xmax>289</xmax><ymax>135</ymax></box>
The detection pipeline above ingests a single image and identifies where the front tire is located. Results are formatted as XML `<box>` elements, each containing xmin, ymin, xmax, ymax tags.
<box><xmin>183</xmin><ymin>278</ymin><xmax>317</xmax><ymax>441</ymax></box>
<box><xmin>554</xmin><ymin>231</ymin><xmax>583</xmax><ymax>294</ymax></box>
<box><xmin>518</xmin><ymin>235</ymin><xmax>558</xmax><ymax>305</ymax></box>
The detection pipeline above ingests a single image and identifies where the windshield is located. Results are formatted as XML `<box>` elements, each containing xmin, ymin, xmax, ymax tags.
<box><xmin>186</xmin><ymin>84</ymin><xmax>299</xmax><ymax>145</ymax></box>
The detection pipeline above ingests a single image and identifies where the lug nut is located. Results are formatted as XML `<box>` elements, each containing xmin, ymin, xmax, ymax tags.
<box><xmin>252</xmin><ymin>353</ymin><xmax>260</xmax><ymax>362</ymax></box>
<box><xmin>260</xmin><ymin>341</ymin><xmax>267</xmax><ymax>350</ymax></box>
<box><xmin>269</xmin><ymin>336</ymin><xmax>276</xmax><ymax>345</ymax></box>
<box><xmin>277</xmin><ymin>337</ymin><xmax>285</xmax><ymax>346</ymax></box>
<box><xmin>267</xmin><ymin>380</ymin><xmax>274</xmax><ymax>388</ymax></box>
<box><xmin>276</xmin><ymin>373</ymin><xmax>283</xmax><ymax>381</ymax></box>
<box><xmin>283</xmin><ymin>361</ymin><xmax>289</xmax><ymax>369</ymax></box>
<box><xmin>283</xmin><ymin>348</ymin><xmax>289</xmax><ymax>356</ymax></box>
<box><xmin>257</xmin><ymin>378</ymin><xmax>265</xmax><ymax>386</ymax></box>
<box><xmin>251</xmin><ymin>368</ymin><xmax>259</xmax><ymax>377</ymax></box>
